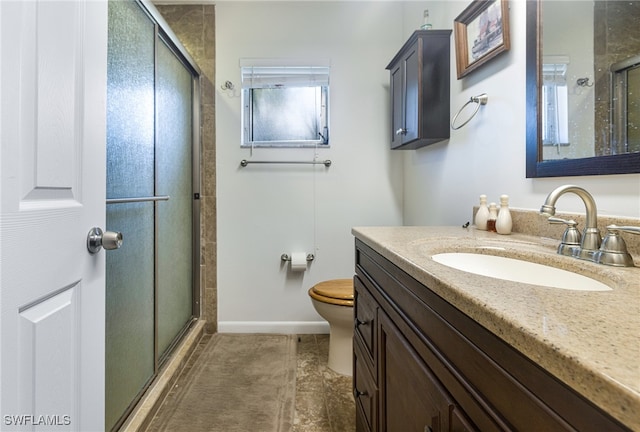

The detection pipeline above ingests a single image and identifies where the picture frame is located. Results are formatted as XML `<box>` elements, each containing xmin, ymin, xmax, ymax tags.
<box><xmin>454</xmin><ymin>0</ymin><xmax>510</xmax><ymax>79</ymax></box>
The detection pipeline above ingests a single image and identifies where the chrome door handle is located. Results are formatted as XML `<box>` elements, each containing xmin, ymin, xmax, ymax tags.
<box><xmin>395</xmin><ymin>128</ymin><xmax>407</xmax><ymax>135</ymax></box>
<box><xmin>87</xmin><ymin>227</ymin><xmax>123</xmax><ymax>254</ymax></box>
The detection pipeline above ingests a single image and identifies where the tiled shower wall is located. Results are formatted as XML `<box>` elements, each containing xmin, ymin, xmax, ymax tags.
<box><xmin>594</xmin><ymin>1</ymin><xmax>640</xmax><ymax>154</ymax></box>
<box><xmin>156</xmin><ymin>5</ymin><xmax>217</xmax><ymax>333</ymax></box>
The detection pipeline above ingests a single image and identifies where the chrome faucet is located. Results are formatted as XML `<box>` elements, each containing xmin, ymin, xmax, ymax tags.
<box><xmin>595</xmin><ymin>225</ymin><xmax>640</xmax><ymax>267</ymax></box>
<box><xmin>540</xmin><ymin>185</ymin><xmax>601</xmax><ymax>261</ymax></box>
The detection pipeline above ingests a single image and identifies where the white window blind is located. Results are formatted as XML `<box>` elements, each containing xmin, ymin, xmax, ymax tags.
<box><xmin>240</xmin><ymin>58</ymin><xmax>330</xmax><ymax>87</ymax></box>
<box><xmin>241</xmin><ymin>66</ymin><xmax>330</xmax><ymax>89</ymax></box>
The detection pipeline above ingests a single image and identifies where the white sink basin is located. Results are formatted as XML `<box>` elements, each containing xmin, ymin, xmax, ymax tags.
<box><xmin>432</xmin><ymin>253</ymin><xmax>612</xmax><ymax>291</ymax></box>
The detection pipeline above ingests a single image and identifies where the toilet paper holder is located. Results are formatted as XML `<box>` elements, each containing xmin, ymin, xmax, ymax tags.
<box><xmin>281</xmin><ymin>253</ymin><xmax>315</xmax><ymax>262</ymax></box>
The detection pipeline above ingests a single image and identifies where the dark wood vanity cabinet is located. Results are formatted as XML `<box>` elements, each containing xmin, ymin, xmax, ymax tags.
<box><xmin>378</xmin><ymin>309</ymin><xmax>476</xmax><ymax>432</ymax></box>
<box><xmin>354</xmin><ymin>252</ymin><xmax>478</xmax><ymax>432</ymax></box>
<box><xmin>386</xmin><ymin>30</ymin><xmax>451</xmax><ymax>150</ymax></box>
<box><xmin>353</xmin><ymin>276</ymin><xmax>378</xmax><ymax>432</ymax></box>
<box><xmin>353</xmin><ymin>239</ymin><xmax>631</xmax><ymax>432</ymax></box>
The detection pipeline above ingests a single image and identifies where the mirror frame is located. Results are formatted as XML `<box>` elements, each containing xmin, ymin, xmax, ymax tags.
<box><xmin>525</xmin><ymin>0</ymin><xmax>640</xmax><ymax>178</ymax></box>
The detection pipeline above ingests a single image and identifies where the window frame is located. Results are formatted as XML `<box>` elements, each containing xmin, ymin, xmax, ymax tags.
<box><xmin>611</xmin><ymin>55</ymin><xmax>640</xmax><ymax>154</ymax></box>
<box><xmin>240</xmin><ymin>62</ymin><xmax>330</xmax><ymax>148</ymax></box>
<box><xmin>541</xmin><ymin>59</ymin><xmax>569</xmax><ymax>147</ymax></box>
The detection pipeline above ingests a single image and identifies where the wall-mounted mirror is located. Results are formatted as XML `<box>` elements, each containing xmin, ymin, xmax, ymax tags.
<box><xmin>526</xmin><ymin>0</ymin><xmax>640</xmax><ymax>177</ymax></box>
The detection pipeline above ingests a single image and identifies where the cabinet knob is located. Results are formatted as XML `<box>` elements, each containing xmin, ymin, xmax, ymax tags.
<box><xmin>354</xmin><ymin>388</ymin><xmax>368</xmax><ymax>398</ymax></box>
<box><xmin>395</xmin><ymin>128</ymin><xmax>407</xmax><ymax>136</ymax></box>
<box><xmin>355</xmin><ymin>318</ymin><xmax>369</xmax><ymax>327</ymax></box>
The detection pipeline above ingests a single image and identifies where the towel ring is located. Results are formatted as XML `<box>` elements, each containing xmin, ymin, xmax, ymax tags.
<box><xmin>450</xmin><ymin>93</ymin><xmax>488</xmax><ymax>130</ymax></box>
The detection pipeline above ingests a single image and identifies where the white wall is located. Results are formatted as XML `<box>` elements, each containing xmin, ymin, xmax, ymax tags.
<box><xmin>216</xmin><ymin>1</ymin><xmax>640</xmax><ymax>333</ymax></box>
<box><xmin>401</xmin><ymin>0</ymin><xmax>640</xmax><ymax>226</ymax></box>
<box><xmin>215</xmin><ymin>1</ymin><xmax>404</xmax><ymax>332</ymax></box>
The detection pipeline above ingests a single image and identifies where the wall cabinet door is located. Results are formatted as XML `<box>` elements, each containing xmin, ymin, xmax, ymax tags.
<box><xmin>390</xmin><ymin>41</ymin><xmax>419</xmax><ymax>148</ymax></box>
<box><xmin>403</xmin><ymin>43</ymin><xmax>420</xmax><ymax>145</ymax></box>
<box><xmin>386</xmin><ymin>30</ymin><xmax>451</xmax><ymax>150</ymax></box>
<box><xmin>390</xmin><ymin>63</ymin><xmax>404</xmax><ymax>149</ymax></box>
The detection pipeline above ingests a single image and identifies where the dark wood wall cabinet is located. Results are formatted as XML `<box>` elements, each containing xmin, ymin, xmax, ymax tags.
<box><xmin>353</xmin><ymin>239</ymin><xmax>630</xmax><ymax>432</ymax></box>
<box><xmin>386</xmin><ymin>30</ymin><xmax>451</xmax><ymax>150</ymax></box>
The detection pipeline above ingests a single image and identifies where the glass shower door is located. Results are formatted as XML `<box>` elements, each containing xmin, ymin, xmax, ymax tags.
<box><xmin>156</xmin><ymin>38</ymin><xmax>195</xmax><ymax>359</ymax></box>
<box><xmin>106</xmin><ymin>1</ymin><xmax>199</xmax><ymax>430</ymax></box>
<box><xmin>105</xmin><ymin>2</ymin><xmax>156</xmax><ymax>431</ymax></box>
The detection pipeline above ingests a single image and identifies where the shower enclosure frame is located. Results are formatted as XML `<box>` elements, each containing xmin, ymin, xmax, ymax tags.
<box><xmin>107</xmin><ymin>1</ymin><xmax>202</xmax><ymax>430</ymax></box>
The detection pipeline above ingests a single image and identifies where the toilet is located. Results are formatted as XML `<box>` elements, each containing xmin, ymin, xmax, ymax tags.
<box><xmin>308</xmin><ymin>279</ymin><xmax>354</xmax><ymax>376</ymax></box>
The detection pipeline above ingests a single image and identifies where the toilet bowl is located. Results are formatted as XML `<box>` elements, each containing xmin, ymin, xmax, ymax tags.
<box><xmin>308</xmin><ymin>279</ymin><xmax>354</xmax><ymax>376</ymax></box>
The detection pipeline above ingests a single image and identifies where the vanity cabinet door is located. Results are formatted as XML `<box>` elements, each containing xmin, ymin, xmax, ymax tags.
<box><xmin>354</xmin><ymin>276</ymin><xmax>379</xmax><ymax>432</ymax></box>
<box><xmin>354</xmin><ymin>276</ymin><xmax>377</xmax><ymax>362</ymax></box>
<box><xmin>378</xmin><ymin>310</ymin><xmax>474</xmax><ymax>432</ymax></box>
<box><xmin>354</xmin><ymin>338</ymin><xmax>378</xmax><ymax>432</ymax></box>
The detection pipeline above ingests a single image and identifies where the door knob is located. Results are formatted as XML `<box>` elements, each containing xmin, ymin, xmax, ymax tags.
<box><xmin>87</xmin><ymin>227</ymin><xmax>123</xmax><ymax>254</ymax></box>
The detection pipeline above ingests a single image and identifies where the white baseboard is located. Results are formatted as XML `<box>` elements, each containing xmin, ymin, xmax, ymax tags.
<box><xmin>217</xmin><ymin>321</ymin><xmax>329</xmax><ymax>334</ymax></box>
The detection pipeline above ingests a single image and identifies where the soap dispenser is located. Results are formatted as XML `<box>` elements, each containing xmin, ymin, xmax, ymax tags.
<box><xmin>496</xmin><ymin>194</ymin><xmax>513</xmax><ymax>235</ymax></box>
<box><xmin>475</xmin><ymin>195</ymin><xmax>490</xmax><ymax>230</ymax></box>
<box><xmin>487</xmin><ymin>202</ymin><xmax>498</xmax><ymax>232</ymax></box>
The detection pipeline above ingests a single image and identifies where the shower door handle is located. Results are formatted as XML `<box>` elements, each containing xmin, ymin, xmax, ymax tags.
<box><xmin>106</xmin><ymin>195</ymin><xmax>169</xmax><ymax>204</ymax></box>
<box><xmin>87</xmin><ymin>227</ymin><xmax>123</xmax><ymax>254</ymax></box>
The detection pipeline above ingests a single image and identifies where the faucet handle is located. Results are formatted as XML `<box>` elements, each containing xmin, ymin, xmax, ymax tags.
<box><xmin>594</xmin><ymin>225</ymin><xmax>637</xmax><ymax>267</ymax></box>
<box><xmin>548</xmin><ymin>217</ymin><xmax>581</xmax><ymax>256</ymax></box>
<box><xmin>548</xmin><ymin>216</ymin><xmax>577</xmax><ymax>227</ymax></box>
<box><xmin>608</xmin><ymin>225</ymin><xmax>640</xmax><ymax>235</ymax></box>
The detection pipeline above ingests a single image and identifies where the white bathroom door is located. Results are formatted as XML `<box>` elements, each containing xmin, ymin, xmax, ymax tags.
<box><xmin>0</xmin><ymin>1</ymin><xmax>108</xmax><ymax>431</ymax></box>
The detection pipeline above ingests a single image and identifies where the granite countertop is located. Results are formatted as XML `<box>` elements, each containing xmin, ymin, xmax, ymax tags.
<box><xmin>352</xmin><ymin>226</ymin><xmax>640</xmax><ymax>430</ymax></box>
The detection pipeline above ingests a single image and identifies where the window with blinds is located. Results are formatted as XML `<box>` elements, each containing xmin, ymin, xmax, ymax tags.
<box><xmin>541</xmin><ymin>57</ymin><xmax>569</xmax><ymax>147</ymax></box>
<box><xmin>241</xmin><ymin>60</ymin><xmax>330</xmax><ymax>147</ymax></box>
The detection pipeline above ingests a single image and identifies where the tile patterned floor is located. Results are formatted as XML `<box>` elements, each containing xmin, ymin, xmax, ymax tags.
<box><xmin>145</xmin><ymin>333</ymin><xmax>355</xmax><ymax>432</ymax></box>
<box><xmin>293</xmin><ymin>335</ymin><xmax>355</xmax><ymax>432</ymax></box>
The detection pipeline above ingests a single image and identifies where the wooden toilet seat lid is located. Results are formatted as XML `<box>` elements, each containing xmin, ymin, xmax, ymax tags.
<box><xmin>309</xmin><ymin>279</ymin><xmax>353</xmax><ymax>306</ymax></box>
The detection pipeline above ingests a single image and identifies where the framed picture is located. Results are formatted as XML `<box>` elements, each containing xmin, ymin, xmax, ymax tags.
<box><xmin>454</xmin><ymin>0</ymin><xmax>510</xmax><ymax>79</ymax></box>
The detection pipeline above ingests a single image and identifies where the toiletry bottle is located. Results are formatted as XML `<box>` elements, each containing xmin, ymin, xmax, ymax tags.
<box><xmin>496</xmin><ymin>194</ymin><xmax>513</xmax><ymax>235</ymax></box>
<box><xmin>475</xmin><ymin>195</ymin><xmax>490</xmax><ymax>230</ymax></box>
<box><xmin>420</xmin><ymin>10</ymin><xmax>432</xmax><ymax>30</ymax></box>
<box><xmin>487</xmin><ymin>202</ymin><xmax>498</xmax><ymax>232</ymax></box>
